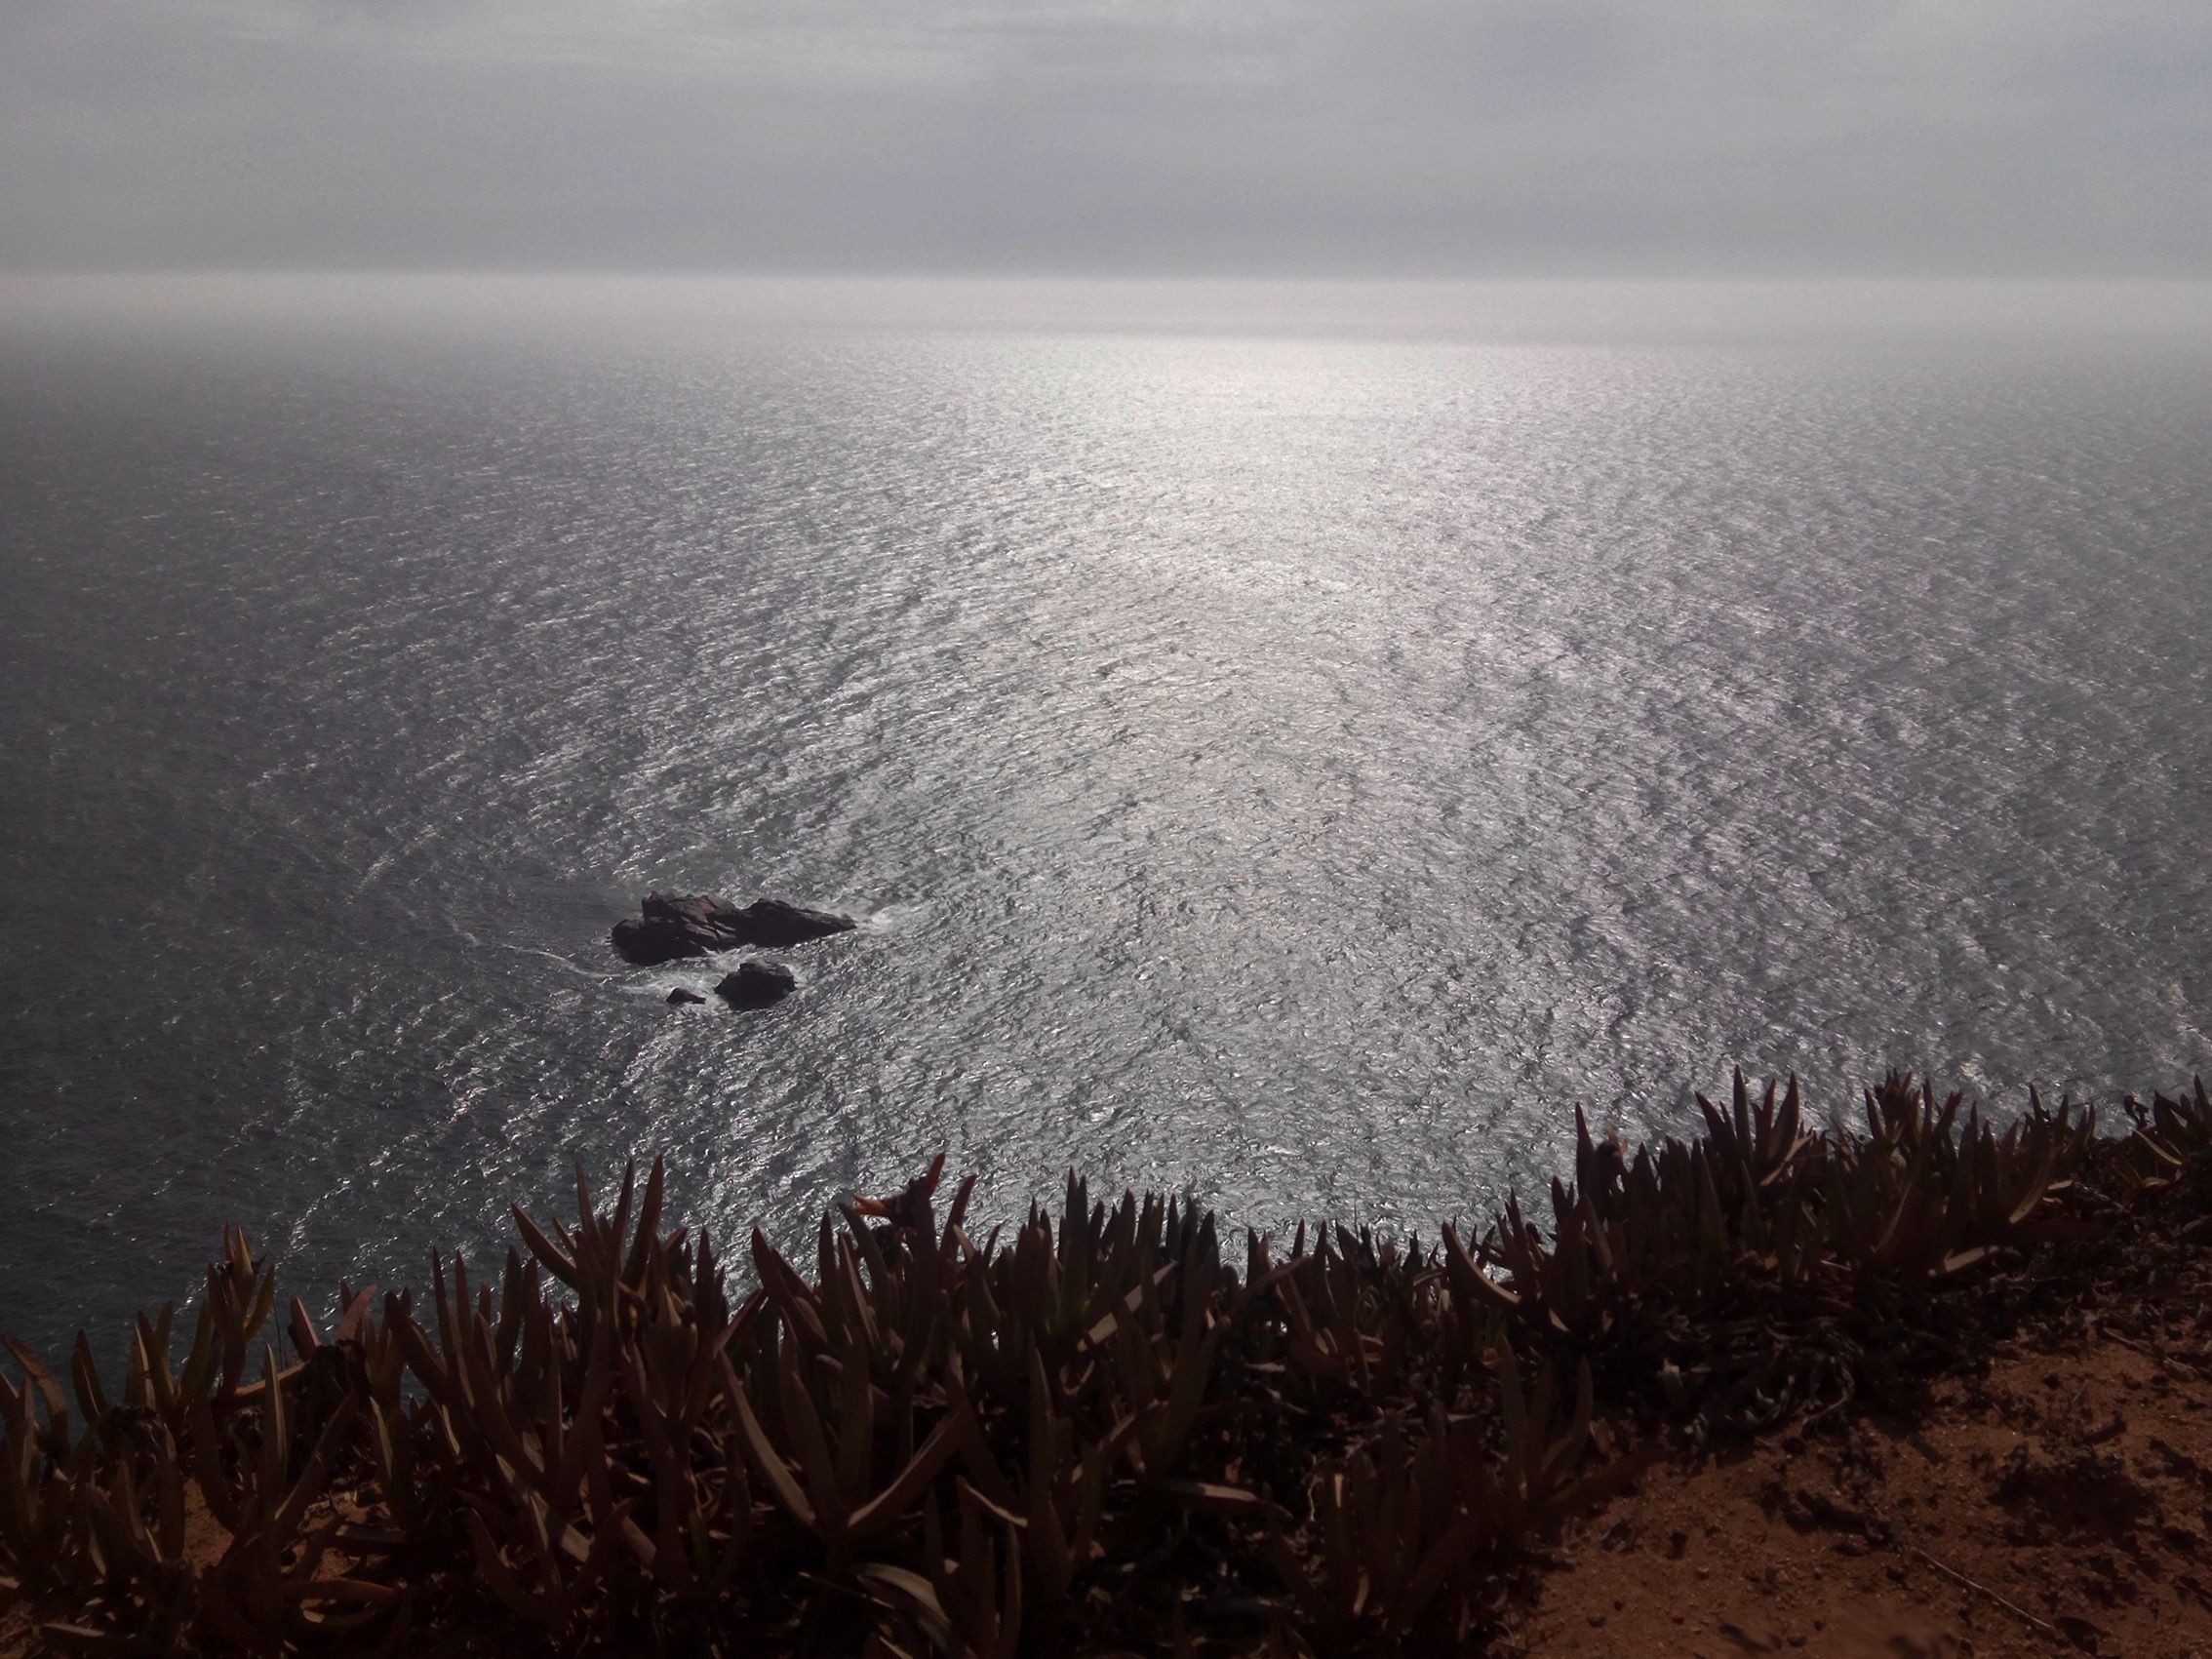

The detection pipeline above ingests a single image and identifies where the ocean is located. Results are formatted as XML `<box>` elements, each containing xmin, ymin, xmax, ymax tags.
<box><xmin>2</xmin><ymin>275</ymin><xmax>2208</xmax><ymax>1360</ymax></box>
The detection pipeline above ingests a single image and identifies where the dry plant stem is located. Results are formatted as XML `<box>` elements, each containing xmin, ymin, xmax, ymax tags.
<box><xmin>1898</xmin><ymin>1541</ymin><xmax>2066</xmax><ymax>1643</ymax></box>
<box><xmin>2095</xmin><ymin>1323</ymin><xmax>2208</xmax><ymax>1379</ymax></box>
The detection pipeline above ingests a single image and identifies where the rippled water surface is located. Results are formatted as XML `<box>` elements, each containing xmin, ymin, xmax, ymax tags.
<box><xmin>3</xmin><ymin>278</ymin><xmax>2208</xmax><ymax>1356</ymax></box>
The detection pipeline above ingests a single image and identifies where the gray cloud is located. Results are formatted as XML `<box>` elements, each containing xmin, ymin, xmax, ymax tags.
<box><xmin>1</xmin><ymin>0</ymin><xmax>2205</xmax><ymax>273</ymax></box>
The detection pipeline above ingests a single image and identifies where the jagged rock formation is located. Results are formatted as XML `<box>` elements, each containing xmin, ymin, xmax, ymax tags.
<box><xmin>611</xmin><ymin>891</ymin><xmax>855</xmax><ymax>966</ymax></box>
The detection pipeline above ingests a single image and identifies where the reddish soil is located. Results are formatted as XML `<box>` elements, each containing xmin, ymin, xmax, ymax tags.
<box><xmin>1515</xmin><ymin>1331</ymin><xmax>2212</xmax><ymax>1658</ymax></box>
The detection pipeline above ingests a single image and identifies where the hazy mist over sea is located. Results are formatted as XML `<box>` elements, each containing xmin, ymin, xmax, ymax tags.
<box><xmin>2</xmin><ymin>275</ymin><xmax>2208</xmax><ymax>1356</ymax></box>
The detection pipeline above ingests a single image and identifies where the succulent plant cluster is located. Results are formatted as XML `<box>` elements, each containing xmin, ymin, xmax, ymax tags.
<box><xmin>2122</xmin><ymin>1076</ymin><xmax>2212</xmax><ymax>1203</ymax></box>
<box><xmin>2</xmin><ymin>1070</ymin><xmax>2203</xmax><ymax>1655</ymax></box>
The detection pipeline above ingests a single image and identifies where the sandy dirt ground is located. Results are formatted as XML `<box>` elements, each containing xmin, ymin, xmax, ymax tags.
<box><xmin>1514</xmin><ymin>1331</ymin><xmax>2212</xmax><ymax>1658</ymax></box>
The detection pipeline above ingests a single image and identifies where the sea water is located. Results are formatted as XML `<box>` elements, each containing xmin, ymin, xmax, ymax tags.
<box><xmin>2</xmin><ymin>276</ymin><xmax>2207</xmax><ymax>1358</ymax></box>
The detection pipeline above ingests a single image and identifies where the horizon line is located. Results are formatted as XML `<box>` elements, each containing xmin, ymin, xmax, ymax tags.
<box><xmin>7</xmin><ymin>265</ymin><xmax>2212</xmax><ymax>288</ymax></box>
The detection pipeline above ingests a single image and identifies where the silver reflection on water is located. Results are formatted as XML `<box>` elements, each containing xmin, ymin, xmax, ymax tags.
<box><xmin>0</xmin><ymin>277</ymin><xmax>2208</xmax><ymax>1357</ymax></box>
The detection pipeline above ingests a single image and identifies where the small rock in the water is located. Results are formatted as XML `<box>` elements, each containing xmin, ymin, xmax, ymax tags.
<box><xmin>715</xmin><ymin>960</ymin><xmax>797</xmax><ymax>1007</ymax></box>
<box><xmin>666</xmin><ymin>987</ymin><xmax>707</xmax><ymax>1006</ymax></box>
<box><xmin>612</xmin><ymin>891</ymin><xmax>856</xmax><ymax>964</ymax></box>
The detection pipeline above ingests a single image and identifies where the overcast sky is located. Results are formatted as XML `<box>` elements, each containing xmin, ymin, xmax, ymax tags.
<box><xmin>4</xmin><ymin>0</ymin><xmax>2207</xmax><ymax>276</ymax></box>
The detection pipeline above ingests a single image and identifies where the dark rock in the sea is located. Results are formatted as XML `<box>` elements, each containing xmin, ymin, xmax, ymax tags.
<box><xmin>666</xmin><ymin>987</ymin><xmax>707</xmax><ymax>1006</ymax></box>
<box><xmin>642</xmin><ymin>891</ymin><xmax>737</xmax><ymax>931</ymax></box>
<box><xmin>612</xmin><ymin>915</ymin><xmax>703</xmax><ymax>966</ymax></box>
<box><xmin>715</xmin><ymin>960</ymin><xmax>797</xmax><ymax>1008</ymax></box>
<box><xmin>720</xmin><ymin>897</ymin><xmax>859</xmax><ymax>948</ymax></box>
<box><xmin>612</xmin><ymin>891</ymin><xmax>856</xmax><ymax>964</ymax></box>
